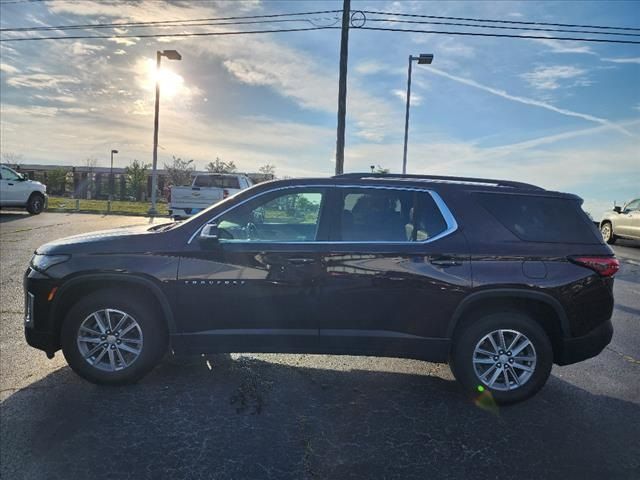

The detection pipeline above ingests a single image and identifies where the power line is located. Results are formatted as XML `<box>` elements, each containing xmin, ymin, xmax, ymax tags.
<box><xmin>366</xmin><ymin>17</ymin><xmax>640</xmax><ymax>38</ymax></box>
<box><xmin>361</xmin><ymin>9</ymin><xmax>640</xmax><ymax>33</ymax></box>
<box><xmin>5</xmin><ymin>23</ymin><xmax>639</xmax><ymax>45</ymax></box>
<box><xmin>0</xmin><ymin>18</ymin><xmax>341</xmax><ymax>33</ymax></box>
<box><xmin>356</xmin><ymin>26</ymin><xmax>640</xmax><ymax>45</ymax></box>
<box><xmin>0</xmin><ymin>25</ymin><xmax>338</xmax><ymax>42</ymax></box>
<box><xmin>0</xmin><ymin>9</ymin><xmax>342</xmax><ymax>32</ymax></box>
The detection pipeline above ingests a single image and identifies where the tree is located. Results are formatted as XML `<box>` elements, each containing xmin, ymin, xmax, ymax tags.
<box><xmin>125</xmin><ymin>159</ymin><xmax>150</xmax><ymax>201</ymax></box>
<box><xmin>47</xmin><ymin>168</ymin><xmax>68</xmax><ymax>196</ymax></box>
<box><xmin>1</xmin><ymin>151</ymin><xmax>23</xmax><ymax>165</ymax></box>
<box><xmin>164</xmin><ymin>156</ymin><xmax>194</xmax><ymax>186</ymax></box>
<box><xmin>258</xmin><ymin>163</ymin><xmax>276</xmax><ymax>180</ymax></box>
<box><xmin>206</xmin><ymin>157</ymin><xmax>237</xmax><ymax>173</ymax></box>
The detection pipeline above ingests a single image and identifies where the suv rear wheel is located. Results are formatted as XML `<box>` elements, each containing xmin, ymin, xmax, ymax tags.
<box><xmin>61</xmin><ymin>290</ymin><xmax>168</xmax><ymax>385</ymax></box>
<box><xmin>450</xmin><ymin>311</ymin><xmax>553</xmax><ymax>404</ymax></box>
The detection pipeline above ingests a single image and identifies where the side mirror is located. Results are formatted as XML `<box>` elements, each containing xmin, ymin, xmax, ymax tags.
<box><xmin>198</xmin><ymin>223</ymin><xmax>219</xmax><ymax>248</ymax></box>
<box><xmin>613</xmin><ymin>206</ymin><xmax>622</xmax><ymax>214</ymax></box>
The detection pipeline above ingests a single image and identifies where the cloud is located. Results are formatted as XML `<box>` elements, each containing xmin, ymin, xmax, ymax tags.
<box><xmin>602</xmin><ymin>57</ymin><xmax>640</xmax><ymax>65</ymax></box>
<box><xmin>0</xmin><ymin>63</ymin><xmax>20</xmax><ymax>74</ymax></box>
<box><xmin>208</xmin><ymin>34</ymin><xmax>398</xmax><ymax>142</ymax></box>
<box><xmin>6</xmin><ymin>73</ymin><xmax>81</xmax><ymax>89</ymax></box>
<box><xmin>34</xmin><ymin>94</ymin><xmax>78</xmax><ymax>104</ymax></box>
<box><xmin>520</xmin><ymin>65</ymin><xmax>589</xmax><ymax>90</ymax></box>
<box><xmin>531</xmin><ymin>38</ymin><xmax>596</xmax><ymax>55</ymax></box>
<box><xmin>435</xmin><ymin>37</ymin><xmax>475</xmax><ymax>59</ymax></box>
<box><xmin>426</xmin><ymin>67</ymin><xmax>632</xmax><ymax>136</ymax></box>
<box><xmin>113</xmin><ymin>49</ymin><xmax>127</xmax><ymax>56</ymax></box>
<box><xmin>391</xmin><ymin>89</ymin><xmax>422</xmax><ymax>106</ymax></box>
<box><xmin>355</xmin><ymin>61</ymin><xmax>388</xmax><ymax>75</ymax></box>
<box><xmin>108</xmin><ymin>37</ymin><xmax>139</xmax><ymax>46</ymax></box>
<box><xmin>0</xmin><ymin>101</ymin><xmax>335</xmax><ymax>177</ymax></box>
<box><xmin>70</xmin><ymin>42</ymin><xmax>106</xmax><ymax>56</ymax></box>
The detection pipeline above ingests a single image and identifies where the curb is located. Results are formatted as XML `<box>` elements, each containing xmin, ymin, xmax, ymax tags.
<box><xmin>45</xmin><ymin>208</ymin><xmax>170</xmax><ymax>218</ymax></box>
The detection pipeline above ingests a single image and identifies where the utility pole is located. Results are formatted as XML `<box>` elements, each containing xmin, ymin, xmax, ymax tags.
<box><xmin>149</xmin><ymin>51</ymin><xmax>162</xmax><ymax>215</ymax></box>
<box><xmin>334</xmin><ymin>0</ymin><xmax>350</xmax><ymax>175</ymax></box>
<box><xmin>148</xmin><ymin>49</ymin><xmax>181</xmax><ymax>216</ymax></box>
<box><xmin>402</xmin><ymin>53</ymin><xmax>434</xmax><ymax>175</ymax></box>
<box><xmin>108</xmin><ymin>149</ymin><xmax>118</xmax><ymax>213</ymax></box>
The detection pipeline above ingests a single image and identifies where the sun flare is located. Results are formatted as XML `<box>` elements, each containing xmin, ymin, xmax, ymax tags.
<box><xmin>141</xmin><ymin>58</ymin><xmax>184</xmax><ymax>98</ymax></box>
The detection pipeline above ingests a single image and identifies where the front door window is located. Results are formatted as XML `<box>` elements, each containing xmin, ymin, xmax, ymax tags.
<box><xmin>216</xmin><ymin>190</ymin><xmax>324</xmax><ymax>242</ymax></box>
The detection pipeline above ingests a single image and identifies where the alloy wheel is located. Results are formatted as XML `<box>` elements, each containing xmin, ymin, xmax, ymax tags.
<box><xmin>601</xmin><ymin>223</ymin><xmax>611</xmax><ymax>242</ymax></box>
<box><xmin>472</xmin><ymin>329</ymin><xmax>537</xmax><ymax>391</ymax></box>
<box><xmin>76</xmin><ymin>308</ymin><xmax>144</xmax><ymax>372</ymax></box>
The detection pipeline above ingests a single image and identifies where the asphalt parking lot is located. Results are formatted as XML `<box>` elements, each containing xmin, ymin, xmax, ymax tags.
<box><xmin>1</xmin><ymin>212</ymin><xmax>639</xmax><ymax>480</ymax></box>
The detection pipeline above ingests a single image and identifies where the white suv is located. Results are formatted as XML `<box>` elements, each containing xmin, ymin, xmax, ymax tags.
<box><xmin>0</xmin><ymin>165</ymin><xmax>48</xmax><ymax>215</ymax></box>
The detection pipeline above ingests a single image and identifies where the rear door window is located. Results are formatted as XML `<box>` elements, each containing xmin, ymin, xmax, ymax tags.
<box><xmin>332</xmin><ymin>188</ymin><xmax>448</xmax><ymax>242</ymax></box>
<box><xmin>476</xmin><ymin>193</ymin><xmax>601</xmax><ymax>243</ymax></box>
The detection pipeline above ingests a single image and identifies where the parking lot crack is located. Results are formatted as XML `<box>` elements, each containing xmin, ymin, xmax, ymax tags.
<box><xmin>606</xmin><ymin>346</ymin><xmax>640</xmax><ymax>365</ymax></box>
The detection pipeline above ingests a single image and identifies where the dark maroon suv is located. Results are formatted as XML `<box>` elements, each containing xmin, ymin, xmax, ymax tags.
<box><xmin>24</xmin><ymin>173</ymin><xmax>618</xmax><ymax>404</ymax></box>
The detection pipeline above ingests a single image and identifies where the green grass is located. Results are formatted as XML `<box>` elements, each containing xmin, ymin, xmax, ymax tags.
<box><xmin>47</xmin><ymin>196</ymin><xmax>169</xmax><ymax>216</ymax></box>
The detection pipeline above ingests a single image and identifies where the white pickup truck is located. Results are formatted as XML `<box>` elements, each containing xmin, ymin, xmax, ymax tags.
<box><xmin>0</xmin><ymin>165</ymin><xmax>48</xmax><ymax>214</ymax></box>
<box><xmin>169</xmin><ymin>173</ymin><xmax>253</xmax><ymax>219</ymax></box>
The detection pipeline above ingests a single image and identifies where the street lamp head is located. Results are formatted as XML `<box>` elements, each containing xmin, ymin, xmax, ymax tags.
<box><xmin>111</xmin><ymin>149</ymin><xmax>119</xmax><ymax>154</ymax></box>
<box><xmin>417</xmin><ymin>53</ymin><xmax>434</xmax><ymax>65</ymax></box>
<box><xmin>162</xmin><ymin>50</ymin><xmax>182</xmax><ymax>61</ymax></box>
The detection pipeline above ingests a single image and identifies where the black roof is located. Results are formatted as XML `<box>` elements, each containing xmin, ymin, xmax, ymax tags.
<box><xmin>333</xmin><ymin>173</ymin><xmax>545</xmax><ymax>191</ymax></box>
<box><xmin>251</xmin><ymin>173</ymin><xmax>583</xmax><ymax>201</ymax></box>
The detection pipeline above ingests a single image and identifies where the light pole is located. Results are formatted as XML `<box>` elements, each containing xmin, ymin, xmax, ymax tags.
<box><xmin>149</xmin><ymin>49</ymin><xmax>182</xmax><ymax>216</ymax></box>
<box><xmin>108</xmin><ymin>149</ymin><xmax>118</xmax><ymax>212</ymax></box>
<box><xmin>402</xmin><ymin>53</ymin><xmax>433</xmax><ymax>175</ymax></box>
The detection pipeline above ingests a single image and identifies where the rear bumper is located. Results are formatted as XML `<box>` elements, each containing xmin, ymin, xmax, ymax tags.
<box><xmin>556</xmin><ymin>319</ymin><xmax>613</xmax><ymax>365</ymax></box>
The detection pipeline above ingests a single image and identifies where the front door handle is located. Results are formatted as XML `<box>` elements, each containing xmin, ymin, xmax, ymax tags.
<box><xmin>288</xmin><ymin>257</ymin><xmax>315</xmax><ymax>265</ymax></box>
<box><xmin>430</xmin><ymin>258</ymin><xmax>462</xmax><ymax>267</ymax></box>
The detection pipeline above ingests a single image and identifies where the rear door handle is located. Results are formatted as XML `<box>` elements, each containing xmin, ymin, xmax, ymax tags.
<box><xmin>288</xmin><ymin>257</ymin><xmax>316</xmax><ymax>265</ymax></box>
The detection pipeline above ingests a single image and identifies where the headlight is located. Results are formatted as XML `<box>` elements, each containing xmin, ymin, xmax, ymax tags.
<box><xmin>31</xmin><ymin>254</ymin><xmax>70</xmax><ymax>272</ymax></box>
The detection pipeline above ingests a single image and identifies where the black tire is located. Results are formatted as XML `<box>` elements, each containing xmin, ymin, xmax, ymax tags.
<box><xmin>26</xmin><ymin>193</ymin><xmax>45</xmax><ymax>215</ymax></box>
<box><xmin>600</xmin><ymin>221</ymin><xmax>617</xmax><ymax>245</ymax></box>
<box><xmin>61</xmin><ymin>289</ymin><xmax>168</xmax><ymax>385</ymax></box>
<box><xmin>450</xmin><ymin>311</ymin><xmax>553</xmax><ymax>405</ymax></box>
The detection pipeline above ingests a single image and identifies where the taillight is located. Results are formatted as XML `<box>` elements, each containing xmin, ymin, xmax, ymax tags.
<box><xmin>569</xmin><ymin>256</ymin><xmax>620</xmax><ymax>277</ymax></box>
<box><xmin>223</xmin><ymin>189</ymin><xmax>229</xmax><ymax>198</ymax></box>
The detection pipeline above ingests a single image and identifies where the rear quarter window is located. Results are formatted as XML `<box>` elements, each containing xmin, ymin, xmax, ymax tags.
<box><xmin>476</xmin><ymin>193</ymin><xmax>601</xmax><ymax>244</ymax></box>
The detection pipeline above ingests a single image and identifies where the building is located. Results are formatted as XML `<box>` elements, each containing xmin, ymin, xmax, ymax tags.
<box><xmin>6</xmin><ymin>164</ymin><xmax>273</xmax><ymax>201</ymax></box>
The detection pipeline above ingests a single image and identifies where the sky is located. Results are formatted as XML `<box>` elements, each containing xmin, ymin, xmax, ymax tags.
<box><xmin>0</xmin><ymin>0</ymin><xmax>639</xmax><ymax>218</ymax></box>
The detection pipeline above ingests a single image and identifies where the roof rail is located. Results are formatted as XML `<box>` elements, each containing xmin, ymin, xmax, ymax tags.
<box><xmin>333</xmin><ymin>173</ymin><xmax>544</xmax><ymax>191</ymax></box>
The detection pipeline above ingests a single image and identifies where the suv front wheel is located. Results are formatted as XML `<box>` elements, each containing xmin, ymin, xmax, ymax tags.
<box><xmin>450</xmin><ymin>311</ymin><xmax>553</xmax><ymax>405</ymax></box>
<box><xmin>61</xmin><ymin>290</ymin><xmax>168</xmax><ymax>385</ymax></box>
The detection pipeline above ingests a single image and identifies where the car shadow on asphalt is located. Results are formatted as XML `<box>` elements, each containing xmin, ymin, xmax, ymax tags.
<box><xmin>0</xmin><ymin>211</ymin><xmax>31</xmax><ymax>223</ymax></box>
<box><xmin>2</xmin><ymin>355</ymin><xmax>638</xmax><ymax>480</ymax></box>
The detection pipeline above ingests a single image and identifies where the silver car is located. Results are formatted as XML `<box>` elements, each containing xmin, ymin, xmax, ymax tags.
<box><xmin>600</xmin><ymin>198</ymin><xmax>640</xmax><ymax>244</ymax></box>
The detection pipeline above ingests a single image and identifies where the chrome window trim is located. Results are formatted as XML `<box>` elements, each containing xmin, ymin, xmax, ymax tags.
<box><xmin>187</xmin><ymin>184</ymin><xmax>458</xmax><ymax>245</ymax></box>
